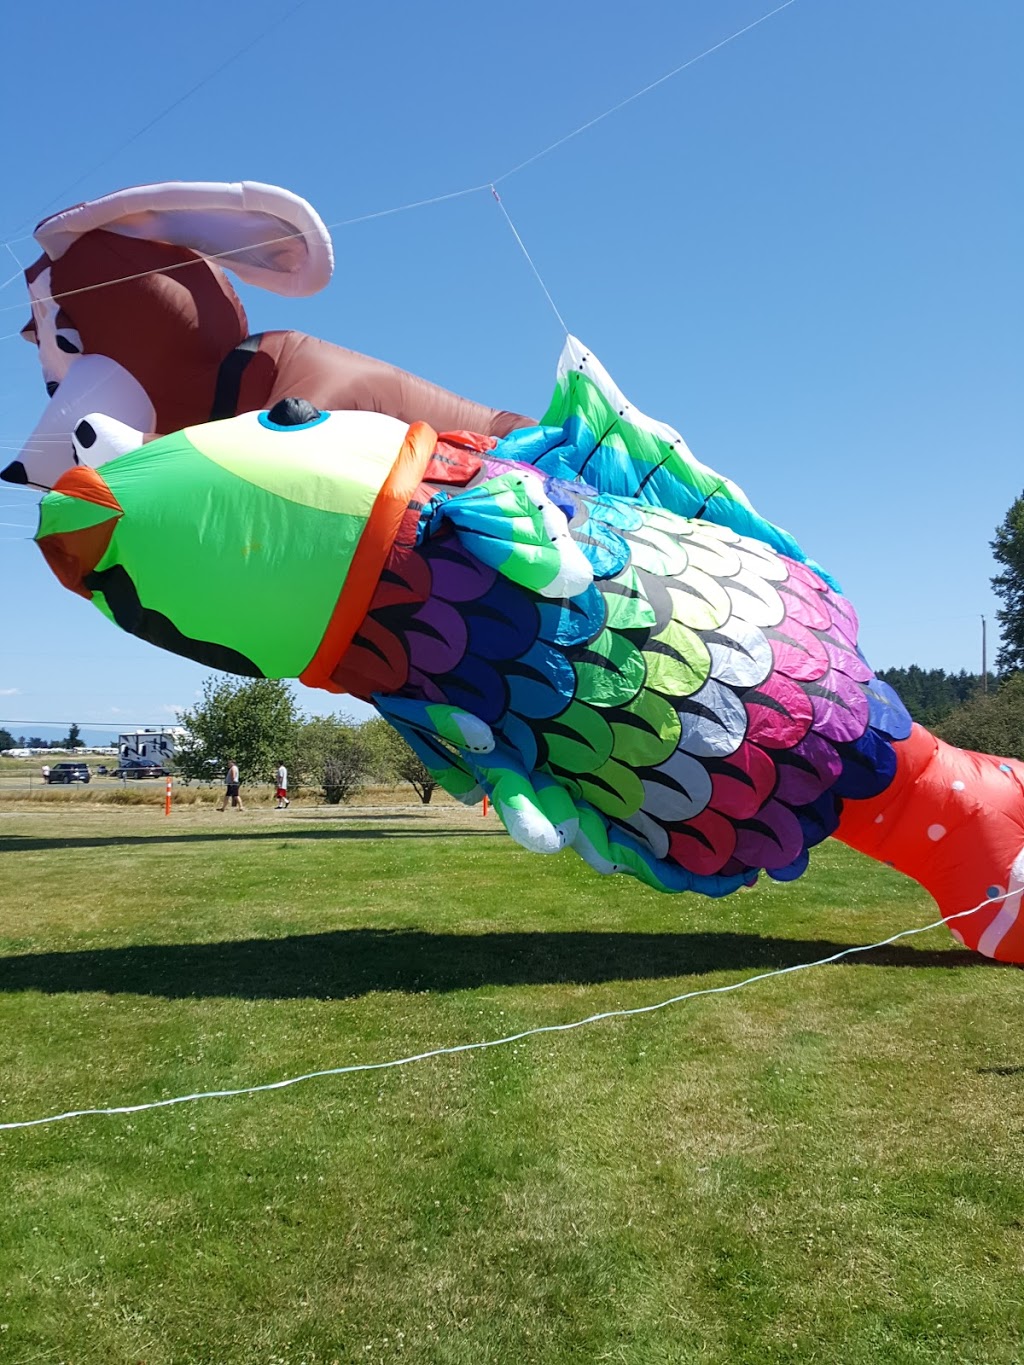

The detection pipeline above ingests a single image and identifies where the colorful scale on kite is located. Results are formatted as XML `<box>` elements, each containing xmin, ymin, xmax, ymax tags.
<box><xmin>34</xmin><ymin>341</ymin><xmax>1024</xmax><ymax>962</ymax></box>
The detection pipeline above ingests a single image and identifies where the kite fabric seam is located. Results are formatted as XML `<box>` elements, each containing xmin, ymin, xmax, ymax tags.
<box><xmin>0</xmin><ymin>0</ymin><xmax>801</xmax><ymax>324</ymax></box>
<box><xmin>0</xmin><ymin>892</ymin><xmax>1008</xmax><ymax>1134</ymax></box>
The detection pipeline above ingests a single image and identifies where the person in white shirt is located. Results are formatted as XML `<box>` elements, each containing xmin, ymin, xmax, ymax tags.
<box><xmin>217</xmin><ymin>759</ymin><xmax>244</xmax><ymax>811</ymax></box>
<box><xmin>275</xmin><ymin>761</ymin><xmax>289</xmax><ymax>810</ymax></box>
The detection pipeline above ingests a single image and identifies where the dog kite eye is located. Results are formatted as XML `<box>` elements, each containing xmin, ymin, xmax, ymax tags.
<box><xmin>46</xmin><ymin>381</ymin><xmax>59</xmax><ymax>398</ymax></box>
<box><xmin>56</xmin><ymin>330</ymin><xmax>83</xmax><ymax>355</ymax></box>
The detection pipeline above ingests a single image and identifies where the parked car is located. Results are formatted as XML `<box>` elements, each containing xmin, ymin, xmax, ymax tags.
<box><xmin>115</xmin><ymin>759</ymin><xmax>169</xmax><ymax>780</ymax></box>
<box><xmin>46</xmin><ymin>762</ymin><xmax>91</xmax><ymax>784</ymax></box>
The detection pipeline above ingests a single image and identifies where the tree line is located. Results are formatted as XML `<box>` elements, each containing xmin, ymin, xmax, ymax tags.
<box><xmin>873</xmin><ymin>667</ymin><xmax>995</xmax><ymax>729</ymax></box>
<box><xmin>0</xmin><ymin>724</ymin><xmax>85</xmax><ymax>751</ymax></box>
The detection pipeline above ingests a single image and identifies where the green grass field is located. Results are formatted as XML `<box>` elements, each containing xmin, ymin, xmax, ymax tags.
<box><xmin>1</xmin><ymin>803</ymin><xmax>1022</xmax><ymax>1364</ymax></box>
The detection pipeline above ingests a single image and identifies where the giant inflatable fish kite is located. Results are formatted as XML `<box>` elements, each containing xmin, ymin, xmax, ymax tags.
<box><xmin>2</xmin><ymin>179</ymin><xmax>531</xmax><ymax>490</ymax></box>
<box><xmin>31</xmin><ymin>338</ymin><xmax>1024</xmax><ymax>963</ymax></box>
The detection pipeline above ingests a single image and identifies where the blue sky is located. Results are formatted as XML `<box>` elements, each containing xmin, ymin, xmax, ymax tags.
<box><xmin>1</xmin><ymin>0</ymin><xmax>1020</xmax><ymax>736</ymax></box>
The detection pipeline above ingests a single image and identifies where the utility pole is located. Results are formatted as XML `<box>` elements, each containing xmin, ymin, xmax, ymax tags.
<box><xmin>982</xmin><ymin>615</ymin><xmax>988</xmax><ymax>694</ymax></box>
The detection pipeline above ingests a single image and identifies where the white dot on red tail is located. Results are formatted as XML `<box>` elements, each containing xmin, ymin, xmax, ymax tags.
<box><xmin>927</xmin><ymin>824</ymin><xmax>947</xmax><ymax>841</ymax></box>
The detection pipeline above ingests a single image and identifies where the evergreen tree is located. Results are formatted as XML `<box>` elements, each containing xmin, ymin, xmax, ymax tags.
<box><xmin>991</xmin><ymin>493</ymin><xmax>1024</xmax><ymax>673</ymax></box>
<box><xmin>875</xmin><ymin>667</ymin><xmax>993</xmax><ymax>728</ymax></box>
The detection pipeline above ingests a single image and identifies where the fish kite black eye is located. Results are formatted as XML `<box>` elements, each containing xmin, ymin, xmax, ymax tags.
<box><xmin>266</xmin><ymin>397</ymin><xmax>322</xmax><ymax>428</ymax></box>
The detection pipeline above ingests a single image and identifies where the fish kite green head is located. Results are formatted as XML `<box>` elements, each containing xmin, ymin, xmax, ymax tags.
<box><xmin>34</xmin><ymin>404</ymin><xmax>438</xmax><ymax>685</ymax></box>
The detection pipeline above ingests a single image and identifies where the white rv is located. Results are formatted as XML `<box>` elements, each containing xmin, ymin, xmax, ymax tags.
<box><xmin>118</xmin><ymin>728</ymin><xmax>184</xmax><ymax>765</ymax></box>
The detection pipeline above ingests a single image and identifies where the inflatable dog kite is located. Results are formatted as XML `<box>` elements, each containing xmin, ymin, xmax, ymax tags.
<box><xmin>3</xmin><ymin>180</ymin><xmax>532</xmax><ymax>489</ymax></box>
<box><xmin>32</xmin><ymin>338</ymin><xmax>1024</xmax><ymax>962</ymax></box>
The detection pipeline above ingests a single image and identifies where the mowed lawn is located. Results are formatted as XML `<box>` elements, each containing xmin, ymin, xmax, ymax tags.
<box><xmin>1</xmin><ymin>804</ymin><xmax>1023</xmax><ymax>1364</ymax></box>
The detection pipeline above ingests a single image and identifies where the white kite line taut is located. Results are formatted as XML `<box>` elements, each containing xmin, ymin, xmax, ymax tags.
<box><xmin>0</xmin><ymin>0</ymin><xmax>800</xmax><ymax>324</ymax></box>
<box><xmin>0</xmin><ymin>893</ymin><xmax>1010</xmax><ymax>1133</ymax></box>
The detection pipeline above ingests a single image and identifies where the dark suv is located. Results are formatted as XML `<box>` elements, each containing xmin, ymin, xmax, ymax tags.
<box><xmin>47</xmin><ymin>762</ymin><xmax>91</xmax><ymax>784</ymax></box>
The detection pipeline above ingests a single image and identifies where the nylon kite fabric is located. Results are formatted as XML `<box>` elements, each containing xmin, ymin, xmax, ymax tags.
<box><xmin>32</xmin><ymin>343</ymin><xmax>1024</xmax><ymax>964</ymax></box>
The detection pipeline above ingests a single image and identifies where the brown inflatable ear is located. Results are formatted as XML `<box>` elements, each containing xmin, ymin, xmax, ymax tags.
<box><xmin>35</xmin><ymin>180</ymin><xmax>334</xmax><ymax>297</ymax></box>
<box><xmin>48</xmin><ymin>232</ymin><xmax>249</xmax><ymax>435</ymax></box>
<box><xmin>21</xmin><ymin>254</ymin><xmax>49</xmax><ymax>352</ymax></box>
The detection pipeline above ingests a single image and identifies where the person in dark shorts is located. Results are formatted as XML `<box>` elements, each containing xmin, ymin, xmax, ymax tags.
<box><xmin>217</xmin><ymin>759</ymin><xmax>244</xmax><ymax>811</ymax></box>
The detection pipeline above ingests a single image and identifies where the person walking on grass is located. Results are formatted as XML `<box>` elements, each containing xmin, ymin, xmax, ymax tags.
<box><xmin>275</xmin><ymin>760</ymin><xmax>289</xmax><ymax>809</ymax></box>
<box><xmin>218</xmin><ymin>759</ymin><xmax>244</xmax><ymax>812</ymax></box>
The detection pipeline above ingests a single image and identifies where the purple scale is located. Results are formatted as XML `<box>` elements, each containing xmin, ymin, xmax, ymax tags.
<box><xmin>405</xmin><ymin>669</ymin><xmax>447</xmax><ymax>704</ymax></box>
<box><xmin>807</xmin><ymin>668</ymin><xmax>869</xmax><ymax>744</ymax></box>
<box><xmin>425</xmin><ymin>545</ymin><xmax>497</xmax><ymax>603</ymax></box>
<box><xmin>772</xmin><ymin>732</ymin><xmax>842</xmax><ymax>806</ymax></box>
<box><xmin>816</xmin><ymin>627</ymin><xmax>873</xmax><ymax>683</ymax></box>
<box><xmin>405</xmin><ymin>600</ymin><xmax>468</xmax><ymax>677</ymax></box>
<box><xmin>733</xmin><ymin>799</ymin><xmax>805</xmax><ymax>870</ymax></box>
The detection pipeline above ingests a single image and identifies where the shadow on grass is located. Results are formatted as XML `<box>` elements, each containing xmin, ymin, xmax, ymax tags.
<box><xmin>0</xmin><ymin>929</ymin><xmax>1007</xmax><ymax>1001</ymax></box>
<box><xmin>0</xmin><ymin>825</ymin><xmax>503</xmax><ymax>852</ymax></box>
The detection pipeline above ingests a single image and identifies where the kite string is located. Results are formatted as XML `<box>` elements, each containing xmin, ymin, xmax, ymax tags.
<box><xmin>0</xmin><ymin>889</ymin><xmax>1011</xmax><ymax>1133</ymax></box>
<box><xmin>1</xmin><ymin>0</ymin><xmax>323</xmax><ymax>239</ymax></box>
<box><xmin>0</xmin><ymin>184</ymin><xmax>568</xmax><ymax>370</ymax></box>
<box><xmin>0</xmin><ymin>0</ymin><xmax>800</xmax><ymax>324</ymax></box>
<box><xmin>0</xmin><ymin>186</ymin><xmax>497</xmax><ymax>330</ymax></box>
<box><xmin>491</xmin><ymin>0</ymin><xmax>798</xmax><ymax>184</ymax></box>
<box><xmin>489</xmin><ymin>187</ymin><xmax>569</xmax><ymax>335</ymax></box>
<box><xmin>0</xmin><ymin>242</ymin><xmax>25</xmax><ymax>296</ymax></box>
